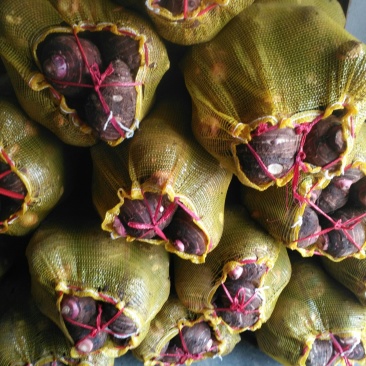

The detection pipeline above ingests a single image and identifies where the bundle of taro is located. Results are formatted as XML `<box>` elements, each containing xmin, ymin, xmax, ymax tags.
<box><xmin>112</xmin><ymin>0</ymin><xmax>254</xmax><ymax>45</ymax></box>
<box><xmin>0</xmin><ymin>0</ymin><xmax>169</xmax><ymax>147</ymax></box>
<box><xmin>133</xmin><ymin>296</ymin><xmax>240</xmax><ymax>365</ymax></box>
<box><xmin>182</xmin><ymin>1</ymin><xmax>366</xmax><ymax>191</ymax></box>
<box><xmin>321</xmin><ymin>256</ymin><xmax>366</xmax><ymax>307</ymax></box>
<box><xmin>26</xmin><ymin>211</ymin><xmax>170</xmax><ymax>358</ymax></box>
<box><xmin>255</xmin><ymin>258</ymin><xmax>366</xmax><ymax>366</ymax></box>
<box><xmin>91</xmin><ymin>95</ymin><xmax>232</xmax><ymax>263</ymax></box>
<box><xmin>0</xmin><ymin>98</ymin><xmax>66</xmax><ymax>236</ymax></box>
<box><xmin>173</xmin><ymin>205</ymin><xmax>292</xmax><ymax>333</ymax></box>
<box><xmin>241</xmin><ymin>125</ymin><xmax>366</xmax><ymax>261</ymax></box>
<box><xmin>0</xmin><ymin>294</ymin><xmax>115</xmax><ymax>366</ymax></box>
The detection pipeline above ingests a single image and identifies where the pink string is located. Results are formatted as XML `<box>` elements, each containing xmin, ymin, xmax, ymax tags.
<box><xmin>326</xmin><ymin>333</ymin><xmax>352</xmax><ymax>366</ymax></box>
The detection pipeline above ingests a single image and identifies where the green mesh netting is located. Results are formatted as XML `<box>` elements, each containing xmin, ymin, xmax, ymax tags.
<box><xmin>26</xmin><ymin>212</ymin><xmax>170</xmax><ymax>359</ymax></box>
<box><xmin>174</xmin><ymin>205</ymin><xmax>291</xmax><ymax>333</ymax></box>
<box><xmin>182</xmin><ymin>2</ymin><xmax>366</xmax><ymax>191</ymax></box>
<box><xmin>133</xmin><ymin>296</ymin><xmax>240</xmax><ymax>365</ymax></box>
<box><xmin>0</xmin><ymin>0</ymin><xmax>169</xmax><ymax>147</ymax></box>
<box><xmin>255</xmin><ymin>258</ymin><xmax>366</xmax><ymax>366</ymax></box>
<box><xmin>0</xmin><ymin>98</ymin><xmax>66</xmax><ymax>236</ymax></box>
<box><xmin>322</xmin><ymin>257</ymin><xmax>366</xmax><ymax>307</ymax></box>
<box><xmin>0</xmin><ymin>295</ymin><xmax>115</xmax><ymax>366</ymax></box>
<box><xmin>91</xmin><ymin>95</ymin><xmax>232</xmax><ymax>264</ymax></box>
<box><xmin>114</xmin><ymin>0</ymin><xmax>254</xmax><ymax>45</ymax></box>
<box><xmin>241</xmin><ymin>125</ymin><xmax>366</xmax><ymax>261</ymax></box>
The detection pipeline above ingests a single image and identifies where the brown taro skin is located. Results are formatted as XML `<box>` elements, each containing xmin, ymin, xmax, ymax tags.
<box><xmin>158</xmin><ymin>0</ymin><xmax>201</xmax><ymax>15</ymax></box>
<box><xmin>0</xmin><ymin>161</ymin><xmax>27</xmax><ymax>222</ymax></box>
<box><xmin>236</xmin><ymin>127</ymin><xmax>300</xmax><ymax>185</ymax></box>
<box><xmin>349</xmin><ymin>175</ymin><xmax>366</xmax><ymax>208</ymax></box>
<box><xmin>84</xmin><ymin>59</ymin><xmax>137</xmax><ymax>143</ymax></box>
<box><xmin>39</xmin><ymin>34</ymin><xmax>102</xmax><ymax>98</ymax></box>
<box><xmin>297</xmin><ymin>207</ymin><xmax>321</xmax><ymax>249</ymax></box>
<box><xmin>306</xmin><ymin>339</ymin><xmax>333</xmax><ymax>366</ymax></box>
<box><xmin>303</xmin><ymin>115</ymin><xmax>346</xmax><ymax>167</ymax></box>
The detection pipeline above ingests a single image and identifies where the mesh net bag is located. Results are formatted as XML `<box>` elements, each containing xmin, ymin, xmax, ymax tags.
<box><xmin>0</xmin><ymin>98</ymin><xmax>66</xmax><ymax>236</ymax></box>
<box><xmin>91</xmin><ymin>95</ymin><xmax>232</xmax><ymax>264</ymax></box>
<box><xmin>26</xmin><ymin>211</ymin><xmax>171</xmax><ymax>359</ymax></box>
<box><xmin>113</xmin><ymin>0</ymin><xmax>254</xmax><ymax>46</ymax></box>
<box><xmin>255</xmin><ymin>258</ymin><xmax>366</xmax><ymax>366</ymax></box>
<box><xmin>322</xmin><ymin>256</ymin><xmax>366</xmax><ymax>307</ymax></box>
<box><xmin>0</xmin><ymin>0</ymin><xmax>169</xmax><ymax>147</ymax></box>
<box><xmin>182</xmin><ymin>2</ymin><xmax>366</xmax><ymax>191</ymax></box>
<box><xmin>133</xmin><ymin>296</ymin><xmax>240</xmax><ymax>365</ymax></box>
<box><xmin>174</xmin><ymin>205</ymin><xmax>292</xmax><ymax>334</ymax></box>
<box><xmin>0</xmin><ymin>295</ymin><xmax>115</xmax><ymax>366</ymax></box>
<box><xmin>241</xmin><ymin>125</ymin><xmax>366</xmax><ymax>261</ymax></box>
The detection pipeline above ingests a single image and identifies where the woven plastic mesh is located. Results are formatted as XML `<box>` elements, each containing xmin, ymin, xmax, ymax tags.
<box><xmin>174</xmin><ymin>205</ymin><xmax>292</xmax><ymax>332</ymax></box>
<box><xmin>182</xmin><ymin>2</ymin><xmax>366</xmax><ymax>190</ymax></box>
<box><xmin>241</xmin><ymin>124</ymin><xmax>366</xmax><ymax>261</ymax></box>
<box><xmin>26</xmin><ymin>213</ymin><xmax>170</xmax><ymax>358</ymax></box>
<box><xmin>0</xmin><ymin>98</ymin><xmax>66</xmax><ymax>236</ymax></box>
<box><xmin>256</xmin><ymin>0</ymin><xmax>346</xmax><ymax>26</ymax></box>
<box><xmin>139</xmin><ymin>0</ymin><xmax>254</xmax><ymax>46</ymax></box>
<box><xmin>0</xmin><ymin>0</ymin><xmax>169</xmax><ymax>147</ymax></box>
<box><xmin>133</xmin><ymin>296</ymin><xmax>240</xmax><ymax>365</ymax></box>
<box><xmin>0</xmin><ymin>296</ymin><xmax>115</xmax><ymax>366</ymax></box>
<box><xmin>91</xmin><ymin>96</ymin><xmax>232</xmax><ymax>264</ymax></box>
<box><xmin>255</xmin><ymin>259</ymin><xmax>366</xmax><ymax>366</ymax></box>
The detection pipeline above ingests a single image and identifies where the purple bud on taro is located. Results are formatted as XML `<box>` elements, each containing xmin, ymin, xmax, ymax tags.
<box><xmin>319</xmin><ymin>208</ymin><xmax>366</xmax><ymax>258</ymax></box>
<box><xmin>297</xmin><ymin>207</ymin><xmax>321</xmax><ymax>248</ymax></box>
<box><xmin>236</xmin><ymin>127</ymin><xmax>300</xmax><ymax>185</ymax></box>
<box><xmin>348</xmin><ymin>176</ymin><xmax>366</xmax><ymax>208</ymax></box>
<box><xmin>84</xmin><ymin>59</ymin><xmax>137</xmax><ymax>143</ymax></box>
<box><xmin>0</xmin><ymin>161</ymin><xmax>27</xmax><ymax>221</ymax></box>
<box><xmin>60</xmin><ymin>295</ymin><xmax>97</xmax><ymax>324</ymax></box>
<box><xmin>157</xmin><ymin>0</ymin><xmax>201</xmax><ymax>15</ymax></box>
<box><xmin>39</xmin><ymin>34</ymin><xmax>102</xmax><ymax>98</ymax></box>
<box><xmin>117</xmin><ymin>193</ymin><xmax>177</xmax><ymax>239</ymax></box>
<box><xmin>334</xmin><ymin>336</ymin><xmax>365</xmax><ymax>360</ymax></box>
<box><xmin>96</xmin><ymin>33</ymin><xmax>141</xmax><ymax>75</ymax></box>
<box><xmin>306</xmin><ymin>339</ymin><xmax>333</xmax><ymax>366</ymax></box>
<box><xmin>165</xmin><ymin>208</ymin><xmax>206</xmax><ymax>255</ymax></box>
<box><xmin>228</xmin><ymin>265</ymin><xmax>243</xmax><ymax>280</ymax></box>
<box><xmin>303</xmin><ymin>115</ymin><xmax>346</xmax><ymax>167</ymax></box>
<box><xmin>317</xmin><ymin>169</ymin><xmax>364</xmax><ymax>213</ymax></box>
<box><xmin>181</xmin><ymin>322</ymin><xmax>213</xmax><ymax>355</ymax></box>
<box><xmin>102</xmin><ymin>303</ymin><xmax>137</xmax><ymax>338</ymax></box>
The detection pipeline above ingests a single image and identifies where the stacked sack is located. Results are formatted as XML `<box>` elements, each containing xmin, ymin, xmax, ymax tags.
<box><xmin>1</xmin><ymin>0</ymin><xmax>366</xmax><ymax>366</ymax></box>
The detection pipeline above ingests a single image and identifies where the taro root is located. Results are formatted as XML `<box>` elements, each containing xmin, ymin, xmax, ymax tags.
<box><xmin>348</xmin><ymin>175</ymin><xmax>366</xmax><ymax>208</ymax></box>
<box><xmin>165</xmin><ymin>207</ymin><xmax>206</xmax><ymax>255</ymax></box>
<box><xmin>84</xmin><ymin>59</ymin><xmax>137</xmax><ymax>143</ymax></box>
<box><xmin>96</xmin><ymin>33</ymin><xmax>141</xmax><ymax>76</ymax></box>
<box><xmin>0</xmin><ymin>161</ymin><xmax>27</xmax><ymax>222</ymax></box>
<box><xmin>114</xmin><ymin>192</ymin><xmax>177</xmax><ymax>239</ymax></box>
<box><xmin>180</xmin><ymin>322</ymin><xmax>213</xmax><ymax>355</ymax></box>
<box><xmin>319</xmin><ymin>208</ymin><xmax>366</xmax><ymax>258</ymax></box>
<box><xmin>334</xmin><ymin>336</ymin><xmax>365</xmax><ymax>360</ymax></box>
<box><xmin>102</xmin><ymin>302</ymin><xmax>137</xmax><ymax>338</ymax></box>
<box><xmin>297</xmin><ymin>207</ymin><xmax>321</xmax><ymax>249</ymax></box>
<box><xmin>39</xmin><ymin>34</ymin><xmax>102</xmax><ymax>98</ymax></box>
<box><xmin>317</xmin><ymin>169</ymin><xmax>364</xmax><ymax>213</ymax></box>
<box><xmin>303</xmin><ymin>115</ymin><xmax>346</xmax><ymax>167</ymax></box>
<box><xmin>158</xmin><ymin>342</ymin><xmax>185</xmax><ymax>364</ymax></box>
<box><xmin>236</xmin><ymin>127</ymin><xmax>300</xmax><ymax>185</ymax></box>
<box><xmin>306</xmin><ymin>339</ymin><xmax>333</xmax><ymax>366</ymax></box>
<box><xmin>60</xmin><ymin>295</ymin><xmax>97</xmax><ymax>324</ymax></box>
<box><xmin>158</xmin><ymin>0</ymin><xmax>201</xmax><ymax>15</ymax></box>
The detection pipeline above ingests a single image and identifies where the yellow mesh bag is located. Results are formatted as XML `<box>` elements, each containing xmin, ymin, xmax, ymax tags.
<box><xmin>0</xmin><ymin>98</ymin><xmax>66</xmax><ymax>236</ymax></box>
<box><xmin>26</xmin><ymin>212</ymin><xmax>171</xmax><ymax>359</ymax></box>
<box><xmin>322</xmin><ymin>257</ymin><xmax>366</xmax><ymax>307</ymax></box>
<box><xmin>133</xmin><ymin>296</ymin><xmax>240</xmax><ymax>365</ymax></box>
<box><xmin>255</xmin><ymin>258</ymin><xmax>366</xmax><ymax>366</ymax></box>
<box><xmin>182</xmin><ymin>2</ymin><xmax>366</xmax><ymax>191</ymax></box>
<box><xmin>174</xmin><ymin>205</ymin><xmax>291</xmax><ymax>333</ymax></box>
<box><xmin>241</xmin><ymin>125</ymin><xmax>366</xmax><ymax>261</ymax></box>
<box><xmin>0</xmin><ymin>0</ymin><xmax>169</xmax><ymax>147</ymax></box>
<box><xmin>0</xmin><ymin>296</ymin><xmax>115</xmax><ymax>366</ymax></box>
<box><xmin>91</xmin><ymin>95</ymin><xmax>232</xmax><ymax>264</ymax></box>
<box><xmin>115</xmin><ymin>0</ymin><xmax>254</xmax><ymax>45</ymax></box>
